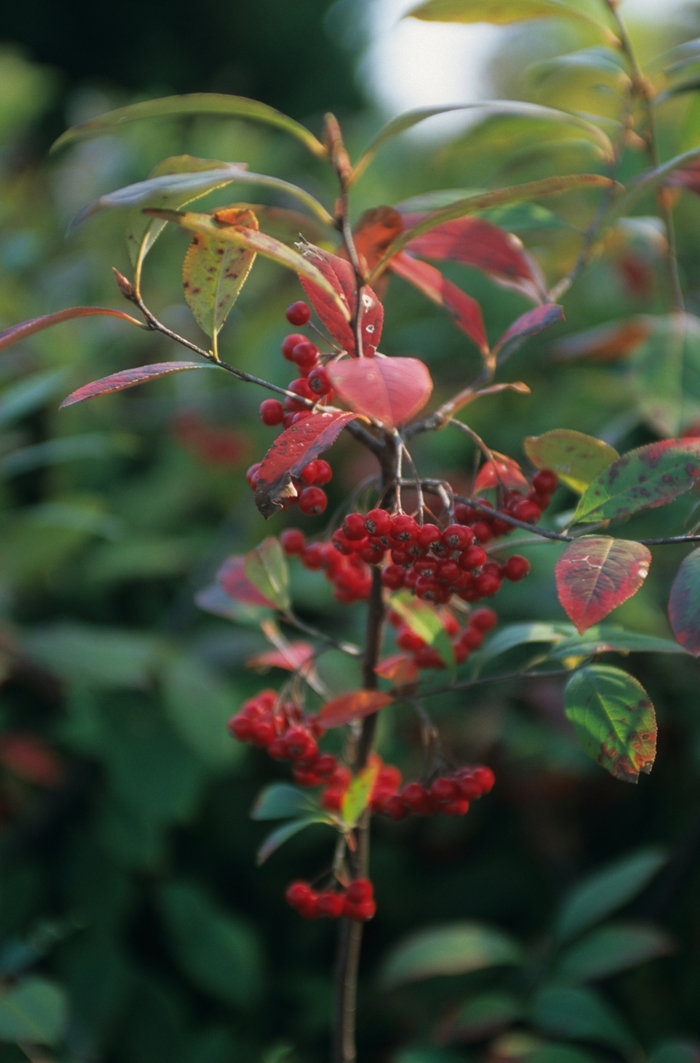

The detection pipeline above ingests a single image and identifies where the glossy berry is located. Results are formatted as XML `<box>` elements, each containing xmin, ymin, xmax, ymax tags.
<box><xmin>246</xmin><ymin>462</ymin><xmax>261</xmax><ymax>489</ymax></box>
<box><xmin>471</xmin><ymin>520</ymin><xmax>493</xmax><ymax>544</ymax></box>
<box><xmin>260</xmin><ymin>398</ymin><xmax>285</xmax><ymax>426</ymax></box>
<box><xmin>307</xmin><ymin>366</ymin><xmax>331</xmax><ymax>395</ymax></box>
<box><xmin>474</xmin><ymin>571</ymin><xmax>501</xmax><ymax>597</ymax></box>
<box><xmin>390</xmin><ymin>514</ymin><xmax>419</xmax><ymax>542</ymax></box>
<box><xmin>281</xmin><ymin>333</ymin><xmax>307</xmax><ymax>361</ymax></box>
<box><xmin>459</xmin><ymin>545</ymin><xmax>487</xmax><ymax>570</ymax></box>
<box><xmin>286</xmin><ymin>300</ymin><xmax>311</xmax><ymax>326</ymax></box>
<box><xmin>300</xmin><ymin>461</ymin><xmax>324</xmax><ymax>485</ymax></box>
<box><xmin>365</xmin><ymin>508</ymin><xmax>392</xmax><ymax>536</ymax></box>
<box><xmin>532</xmin><ymin>469</ymin><xmax>558</xmax><ymax>494</ymax></box>
<box><xmin>381</xmin><ymin>564</ymin><xmax>406</xmax><ymax>589</ymax></box>
<box><xmin>442</xmin><ymin>524</ymin><xmax>473</xmax><ymax>550</ymax></box>
<box><xmin>312</xmin><ymin>460</ymin><xmax>333</xmax><ymax>485</ymax></box>
<box><xmin>343</xmin><ymin>513</ymin><xmax>368</xmax><ymax>540</ymax></box>
<box><xmin>503</xmin><ymin>554</ymin><xmax>530</xmax><ymax>581</ymax></box>
<box><xmin>299</xmin><ymin>487</ymin><xmax>327</xmax><ymax>516</ymax></box>
<box><xmin>291</xmin><ymin>341</ymin><xmax>319</xmax><ymax>369</ymax></box>
<box><xmin>280</xmin><ymin>528</ymin><xmax>305</xmax><ymax>555</ymax></box>
<box><xmin>512</xmin><ymin>500</ymin><xmax>541</xmax><ymax>524</ymax></box>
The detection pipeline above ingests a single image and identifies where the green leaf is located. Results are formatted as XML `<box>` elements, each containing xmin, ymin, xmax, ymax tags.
<box><xmin>161</xmin><ymin>655</ymin><xmax>243</xmax><ymax>768</ymax></box>
<box><xmin>628</xmin><ymin>314</ymin><xmax>700</xmax><ymax>437</ymax></box>
<box><xmin>524</xmin><ymin>430</ymin><xmax>619</xmax><ymax>494</ymax></box>
<box><xmin>605</xmin><ymin>145</ymin><xmax>700</xmax><ymax>226</ymax></box>
<box><xmin>395</xmin><ymin>192</ymin><xmax>566</xmax><ymax>230</ymax></box>
<box><xmin>554</xmin><ymin>846</ymin><xmax>668</xmax><ymax>943</ymax></box>
<box><xmin>341</xmin><ymin>761</ymin><xmax>380</xmax><ymax>828</ymax></box>
<box><xmin>528</xmin><ymin>1047</ymin><xmax>603</xmax><ymax>1063</ymax></box>
<box><xmin>389</xmin><ymin>590</ymin><xmax>455</xmax><ymax>669</ymax></box>
<box><xmin>564</xmin><ymin>665</ymin><xmax>656</xmax><ymax>782</ymax></box>
<box><xmin>380</xmin><ymin>923</ymin><xmax>522</xmax><ymax>988</ymax></box>
<box><xmin>353</xmin><ymin>102</ymin><xmax>614</xmax><ymax>183</ymax></box>
<box><xmin>25</xmin><ymin>623</ymin><xmax>161</xmax><ymax>689</ymax></box>
<box><xmin>443</xmin><ymin>992</ymin><xmax>523</xmax><ymax>1041</ymax></box>
<box><xmin>159</xmin><ymin>881</ymin><xmax>262</xmax><ymax>1006</ymax></box>
<box><xmin>0</xmin><ymin>977</ymin><xmax>68</xmax><ymax>1045</ymax></box>
<box><xmin>406</xmin><ymin>0</ymin><xmax>616</xmax><ymax>42</ymax></box>
<box><xmin>649</xmin><ymin>1043</ymin><xmax>700</xmax><ymax>1063</ymax></box>
<box><xmin>549</xmin><ymin>628</ymin><xmax>688</xmax><ymax>659</ymax></box>
<box><xmin>0</xmin><ymin>370</ymin><xmax>66</xmax><ymax>428</ymax></box>
<box><xmin>154</xmin><ymin>210</ymin><xmax>346</xmax><ymax>320</ymax></box>
<box><xmin>530</xmin><ymin>985</ymin><xmax>636</xmax><ymax>1051</ymax></box>
<box><xmin>182</xmin><ymin>205</ymin><xmax>258</xmax><ymax>341</ymax></box>
<box><xmin>554</xmin><ymin>922</ymin><xmax>673</xmax><ymax>983</ymax></box>
<box><xmin>244</xmin><ymin>537</ymin><xmax>290</xmax><ymax>612</ymax></box>
<box><xmin>368</xmin><ymin>175</ymin><xmax>615</xmax><ymax>282</ymax></box>
<box><xmin>52</xmin><ymin>92</ymin><xmax>327</xmax><ymax>157</ymax></box>
<box><xmin>0</xmin><ymin>433</ymin><xmax>124</xmax><ymax>477</ymax></box>
<box><xmin>251</xmin><ymin>783</ymin><xmax>319</xmax><ymax>821</ymax></box>
<box><xmin>572</xmin><ymin>440</ymin><xmax>700</xmax><ymax>524</ymax></box>
<box><xmin>256</xmin><ymin>817</ymin><xmax>333</xmax><ymax>865</ymax></box>
<box><xmin>478</xmin><ymin>621</ymin><xmax>579</xmax><ymax>665</ymax></box>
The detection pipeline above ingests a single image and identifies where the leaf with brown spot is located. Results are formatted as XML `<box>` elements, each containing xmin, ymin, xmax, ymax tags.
<box><xmin>254</xmin><ymin>411</ymin><xmax>357</xmax><ymax>518</ymax></box>
<box><xmin>0</xmin><ymin>307</ymin><xmax>144</xmax><ymax>354</ymax></box>
<box><xmin>556</xmin><ymin>537</ymin><xmax>651</xmax><ymax>634</ymax></box>
<box><xmin>668</xmin><ymin>546</ymin><xmax>700</xmax><ymax>655</ymax></box>
<box><xmin>298</xmin><ymin>245</ymin><xmax>383</xmax><ymax>356</ymax></box>
<box><xmin>319</xmin><ymin>690</ymin><xmax>393</xmax><ymax>729</ymax></box>
<box><xmin>573</xmin><ymin>439</ymin><xmax>700</xmax><ymax>524</ymax></box>
<box><xmin>564</xmin><ymin>665</ymin><xmax>656</xmax><ymax>782</ymax></box>
<box><xmin>59</xmin><ymin>362</ymin><xmax>212</xmax><ymax>408</ymax></box>
<box><xmin>327</xmin><ymin>356</ymin><xmax>433</xmax><ymax>428</ymax></box>
<box><xmin>182</xmin><ymin>206</ymin><xmax>258</xmax><ymax>340</ymax></box>
<box><xmin>389</xmin><ymin>253</ymin><xmax>488</xmax><ymax>354</ymax></box>
<box><xmin>552</xmin><ymin>317</ymin><xmax>652</xmax><ymax>363</ymax></box>
<box><xmin>525</xmin><ymin>429</ymin><xmax>619</xmax><ymax>494</ymax></box>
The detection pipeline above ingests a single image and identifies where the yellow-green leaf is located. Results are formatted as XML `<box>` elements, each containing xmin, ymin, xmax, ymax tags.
<box><xmin>389</xmin><ymin>590</ymin><xmax>455</xmax><ymax>669</ymax></box>
<box><xmin>244</xmin><ymin>538</ymin><xmax>290</xmax><ymax>612</ymax></box>
<box><xmin>341</xmin><ymin>761</ymin><xmax>380</xmax><ymax>828</ymax></box>
<box><xmin>406</xmin><ymin>0</ymin><xmax>616</xmax><ymax>43</ymax></box>
<box><xmin>524</xmin><ymin>430</ymin><xmax>619</xmax><ymax>494</ymax></box>
<box><xmin>183</xmin><ymin>206</ymin><xmax>258</xmax><ymax>340</ymax></box>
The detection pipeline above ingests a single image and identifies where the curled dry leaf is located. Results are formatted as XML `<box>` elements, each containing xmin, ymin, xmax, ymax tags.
<box><xmin>327</xmin><ymin>356</ymin><xmax>433</xmax><ymax>429</ymax></box>
<box><xmin>555</xmin><ymin>537</ymin><xmax>652</xmax><ymax>634</ymax></box>
<box><xmin>254</xmin><ymin>411</ymin><xmax>358</xmax><ymax>518</ymax></box>
<box><xmin>319</xmin><ymin>690</ymin><xmax>393</xmax><ymax>729</ymax></box>
<box><xmin>60</xmin><ymin>362</ymin><xmax>212</xmax><ymax>408</ymax></box>
<box><xmin>298</xmin><ymin>245</ymin><xmax>383</xmax><ymax>356</ymax></box>
<box><xmin>389</xmin><ymin>253</ymin><xmax>488</xmax><ymax>354</ymax></box>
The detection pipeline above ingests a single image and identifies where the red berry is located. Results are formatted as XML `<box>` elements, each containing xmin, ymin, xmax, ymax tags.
<box><xmin>250</xmin><ymin>719</ymin><xmax>275</xmax><ymax>747</ymax></box>
<box><xmin>267</xmin><ymin>738</ymin><xmax>290</xmax><ymax>760</ymax></box>
<box><xmin>332</xmin><ymin>530</ymin><xmax>355</xmax><ymax>555</ymax></box>
<box><xmin>285</xmin><ymin>881</ymin><xmax>312</xmax><ymax>908</ymax></box>
<box><xmin>414</xmin><ymin>558</ymin><xmax>438</xmax><ymax>578</ymax></box>
<box><xmin>343</xmin><ymin>513</ymin><xmax>367</xmax><ymax>540</ymax></box>
<box><xmin>316</xmin><ymin>892</ymin><xmax>345</xmax><ymax>918</ymax></box>
<box><xmin>415</xmin><ymin>576</ymin><xmax>440</xmax><ymax>601</ymax></box>
<box><xmin>301</xmin><ymin>544</ymin><xmax>324</xmax><ymax>569</ymax></box>
<box><xmin>291</xmin><ymin>341</ymin><xmax>319</xmax><ymax>369</ymax></box>
<box><xmin>314</xmin><ymin>754</ymin><xmax>338</xmax><ymax>778</ymax></box>
<box><xmin>460</xmin><ymin>626</ymin><xmax>484</xmax><ymax>650</ymax></box>
<box><xmin>396</xmin><ymin>627</ymin><xmax>425</xmax><ymax>652</ymax></box>
<box><xmin>343</xmin><ymin>897</ymin><xmax>376</xmax><ymax>921</ymax></box>
<box><xmin>384</xmin><ymin>794</ymin><xmax>408</xmax><ymax>819</ymax></box>
<box><xmin>454</xmin><ymin>503</ymin><xmax>478</xmax><ymax>524</ymax></box>
<box><xmin>346</xmin><ymin>878</ymin><xmax>374</xmax><ymax>903</ymax></box>
<box><xmin>503</xmin><ymin>555</ymin><xmax>530</xmax><ymax>581</ymax></box>
<box><xmin>228</xmin><ymin>715</ymin><xmax>252</xmax><ymax>741</ymax></box>
<box><xmin>431</xmin><ymin>777</ymin><xmax>459</xmax><ymax>803</ymax></box>
<box><xmin>284</xmin><ymin>726</ymin><xmax>317</xmax><ymax>761</ymax></box>
<box><xmin>453</xmin><ymin>642</ymin><xmax>469</xmax><ymax>664</ymax></box>
<box><xmin>360</xmin><ymin>542</ymin><xmax>385</xmax><ymax>564</ymax></box>
<box><xmin>443</xmin><ymin>798</ymin><xmax>470</xmax><ymax>816</ymax></box>
<box><xmin>390</xmin><ymin>513</ymin><xmax>419</xmax><ymax>542</ymax></box>
<box><xmin>512</xmin><ymin>500</ymin><xmax>541</xmax><ymax>524</ymax></box>
<box><xmin>471</xmin><ymin>520</ymin><xmax>493</xmax><ymax>543</ymax></box>
<box><xmin>532</xmin><ymin>469</ymin><xmax>558</xmax><ymax>494</ymax></box>
<box><xmin>381</xmin><ymin>564</ymin><xmax>406</xmax><ymax>590</ymax></box>
<box><xmin>280</xmin><ymin>528</ymin><xmax>306</xmax><ymax>555</ymax></box>
<box><xmin>401</xmin><ymin>782</ymin><xmax>432</xmax><ymax>814</ymax></box>
<box><xmin>474</xmin><ymin>571</ymin><xmax>501</xmax><ymax>597</ymax></box>
<box><xmin>307</xmin><ymin>366</ymin><xmax>331</xmax><ymax>395</ymax></box>
<box><xmin>281</xmin><ymin>333</ymin><xmax>307</xmax><ymax>361</ymax></box>
<box><xmin>300</xmin><ymin>461</ymin><xmax>324</xmax><ymax>485</ymax></box>
<box><xmin>442</xmin><ymin>524</ymin><xmax>473</xmax><ymax>550</ymax></box>
<box><xmin>491</xmin><ymin>517</ymin><xmax>511</xmax><ymax>537</ymax></box>
<box><xmin>286</xmin><ymin>300</ymin><xmax>311</xmax><ymax>326</ymax></box>
<box><xmin>260</xmin><ymin>398</ymin><xmax>285</xmax><ymax>426</ymax></box>
<box><xmin>299</xmin><ymin>487</ymin><xmax>328</xmax><ymax>516</ymax></box>
<box><xmin>471</xmin><ymin>607</ymin><xmax>498</xmax><ymax>632</ymax></box>
<box><xmin>416</xmin><ymin>523</ymin><xmax>442</xmax><ymax>551</ymax></box>
<box><xmin>473</xmin><ymin>765</ymin><xmax>496</xmax><ymax>794</ymax></box>
<box><xmin>312</xmin><ymin>459</ymin><xmax>332</xmax><ymax>485</ymax></box>
<box><xmin>363</xmin><ymin>508</ymin><xmax>390</xmax><ymax>536</ymax></box>
<box><xmin>246</xmin><ymin>462</ymin><xmax>261</xmax><ymax>489</ymax></box>
<box><xmin>459</xmin><ymin>545</ymin><xmax>487</xmax><ymax>570</ymax></box>
<box><xmin>437</xmin><ymin>559</ymin><xmax>461</xmax><ymax>584</ymax></box>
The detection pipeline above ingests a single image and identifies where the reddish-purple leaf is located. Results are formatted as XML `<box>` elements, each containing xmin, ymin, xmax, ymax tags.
<box><xmin>216</xmin><ymin>556</ymin><xmax>279</xmax><ymax>608</ymax></box>
<box><xmin>669</xmin><ymin>546</ymin><xmax>700</xmax><ymax>655</ymax></box>
<box><xmin>403</xmin><ymin>214</ymin><xmax>535</xmax><ymax>282</ymax></box>
<box><xmin>556</xmin><ymin>537</ymin><xmax>651</xmax><ymax>634</ymax></box>
<box><xmin>474</xmin><ymin>454</ymin><xmax>529</xmax><ymax>491</ymax></box>
<box><xmin>0</xmin><ymin>306</ymin><xmax>143</xmax><ymax>353</ymax></box>
<box><xmin>374</xmin><ymin>654</ymin><xmax>419</xmax><ymax>686</ymax></box>
<box><xmin>254</xmin><ymin>410</ymin><xmax>357</xmax><ymax>518</ymax></box>
<box><xmin>389</xmin><ymin>253</ymin><xmax>488</xmax><ymax>354</ymax></box>
<box><xmin>352</xmin><ymin>206</ymin><xmax>405</xmax><ymax>271</ymax></box>
<box><xmin>247</xmin><ymin>642</ymin><xmax>314</xmax><ymax>672</ymax></box>
<box><xmin>327</xmin><ymin>356</ymin><xmax>433</xmax><ymax>429</ymax></box>
<box><xmin>60</xmin><ymin>362</ymin><xmax>211</xmax><ymax>408</ymax></box>
<box><xmin>298</xmin><ymin>245</ymin><xmax>383</xmax><ymax>356</ymax></box>
<box><xmin>319</xmin><ymin>690</ymin><xmax>393</xmax><ymax>728</ymax></box>
<box><xmin>493</xmin><ymin>304</ymin><xmax>565</xmax><ymax>359</ymax></box>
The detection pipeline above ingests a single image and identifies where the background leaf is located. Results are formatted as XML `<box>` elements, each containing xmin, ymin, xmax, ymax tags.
<box><xmin>319</xmin><ymin>690</ymin><xmax>392</xmax><ymax>728</ymax></box>
<box><xmin>60</xmin><ymin>362</ymin><xmax>212</xmax><ymax>408</ymax></box>
<box><xmin>389</xmin><ymin>254</ymin><xmax>488</xmax><ymax>353</ymax></box>
<box><xmin>341</xmin><ymin>761</ymin><xmax>380</xmax><ymax>827</ymax></box>
<box><xmin>668</xmin><ymin>546</ymin><xmax>700</xmax><ymax>655</ymax></box>
<box><xmin>389</xmin><ymin>591</ymin><xmax>456</xmax><ymax>669</ymax></box>
<box><xmin>554</xmin><ymin>922</ymin><xmax>674</xmax><ymax>984</ymax></box>
<box><xmin>530</xmin><ymin>986</ymin><xmax>635</xmax><ymax>1051</ymax></box>
<box><xmin>0</xmin><ymin>977</ymin><xmax>68</xmax><ymax>1045</ymax></box>
<box><xmin>380</xmin><ymin>923</ymin><xmax>522</xmax><ymax>988</ymax></box>
<box><xmin>244</xmin><ymin>538</ymin><xmax>290</xmax><ymax>611</ymax></box>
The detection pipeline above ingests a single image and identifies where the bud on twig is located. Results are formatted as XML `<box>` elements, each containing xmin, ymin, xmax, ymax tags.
<box><xmin>324</xmin><ymin>113</ymin><xmax>353</xmax><ymax>189</ymax></box>
<box><xmin>112</xmin><ymin>268</ymin><xmax>135</xmax><ymax>300</ymax></box>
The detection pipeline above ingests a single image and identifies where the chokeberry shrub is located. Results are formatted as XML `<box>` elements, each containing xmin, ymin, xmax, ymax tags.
<box><xmin>6</xmin><ymin>1</ymin><xmax>700</xmax><ymax>1057</ymax></box>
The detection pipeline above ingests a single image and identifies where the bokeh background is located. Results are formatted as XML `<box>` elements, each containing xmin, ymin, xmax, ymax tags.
<box><xmin>2</xmin><ymin>1</ymin><xmax>700</xmax><ymax>1061</ymax></box>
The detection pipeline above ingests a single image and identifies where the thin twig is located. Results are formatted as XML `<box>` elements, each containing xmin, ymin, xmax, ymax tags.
<box><xmin>423</xmin><ymin>667</ymin><xmax>574</xmax><ymax>700</ymax></box>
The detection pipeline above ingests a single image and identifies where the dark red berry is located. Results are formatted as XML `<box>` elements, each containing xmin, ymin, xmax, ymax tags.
<box><xmin>229</xmin><ymin>715</ymin><xmax>252</xmax><ymax>741</ymax></box>
<box><xmin>532</xmin><ymin>469</ymin><xmax>558</xmax><ymax>494</ymax></box>
<box><xmin>459</xmin><ymin>545</ymin><xmax>487</xmax><ymax>570</ymax></box>
<box><xmin>471</xmin><ymin>520</ymin><xmax>493</xmax><ymax>543</ymax></box>
<box><xmin>417</xmin><ymin>523</ymin><xmax>442</xmax><ymax>551</ymax></box>
<box><xmin>460</xmin><ymin>626</ymin><xmax>484</xmax><ymax>650</ymax></box>
<box><xmin>390</xmin><ymin>513</ymin><xmax>419</xmax><ymax>542</ymax></box>
<box><xmin>260</xmin><ymin>398</ymin><xmax>285</xmax><ymax>425</ymax></box>
<box><xmin>474</xmin><ymin>571</ymin><xmax>501</xmax><ymax>597</ymax></box>
<box><xmin>396</xmin><ymin>627</ymin><xmax>425</xmax><ymax>652</ymax></box>
<box><xmin>291</xmin><ymin>341</ymin><xmax>319</xmax><ymax>369</ymax></box>
<box><xmin>281</xmin><ymin>333</ymin><xmax>307</xmax><ymax>360</ymax></box>
<box><xmin>512</xmin><ymin>500</ymin><xmax>541</xmax><ymax>524</ymax></box>
<box><xmin>316</xmin><ymin>892</ymin><xmax>345</xmax><ymax>918</ymax></box>
<box><xmin>470</xmin><ymin>607</ymin><xmax>498</xmax><ymax>632</ymax></box>
<box><xmin>346</xmin><ymin>878</ymin><xmax>374</xmax><ymax>903</ymax></box>
<box><xmin>280</xmin><ymin>528</ymin><xmax>306</xmax><ymax>554</ymax></box>
<box><xmin>301</xmin><ymin>544</ymin><xmax>324</xmax><ymax>569</ymax></box>
<box><xmin>286</xmin><ymin>300</ymin><xmax>311</xmax><ymax>326</ymax></box>
<box><xmin>307</xmin><ymin>366</ymin><xmax>331</xmax><ymax>395</ymax></box>
<box><xmin>299</xmin><ymin>486</ymin><xmax>327</xmax><ymax>516</ymax></box>
<box><xmin>246</xmin><ymin>462</ymin><xmax>261</xmax><ymax>489</ymax></box>
<box><xmin>503</xmin><ymin>554</ymin><xmax>530</xmax><ymax>581</ymax></box>
<box><xmin>343</xmin><ymin>513</ymin><xmax>367</xmax><ymax>540</ymax></box>
<box><xmin>431</xmin><ymin>777</ymin><xmax>459</xmax><ymax>802</ymax></box>
<box><xmin>285</xmin><ymin>881</ymin><xmax>312</xmax><ymax>908</ymax></box>
<box><xmin>299</xmin><ymin>460</ymin><xmax>324</xmax><ymax>485</ymax></box>
<box><xmin>381</xmin><ymin>564</ymin><xmax>405</xmax><ymax>590</ymax></box>
<box><xmin>365</xmin><ymin>508</ymin><xmax>392</xmax><ymax>536</ymax></box>
<box><xmin>437</xmin><ymin>559</ymin><xmax>461</xmax><ymax>584</ymax></box>
<box><xmin>454</xmin><ymin>503</ymin><xmax>478</xmax><ymax>524</ymax></box>
<box><xmin>442</xmin><ymin>524</ymin><xmax>473</xmax><ymax>550</ymax></box>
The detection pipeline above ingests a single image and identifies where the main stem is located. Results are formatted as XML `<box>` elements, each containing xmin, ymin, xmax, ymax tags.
<box><xmin>332</xmin><ymin>437</ymin><xmax>396</xmax><ymax>1063</ymax></box>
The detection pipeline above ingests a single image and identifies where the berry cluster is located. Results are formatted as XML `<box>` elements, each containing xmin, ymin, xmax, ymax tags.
<box><xmin>281</xmin><ymin>528</ymin><xmax>373</xmax><ymax>604</ymax></box>
<box><xmin>285</xmin><ymin>877</ymin><xmax>376</xmax><ymax>921</ymax></box>
<box><xmin>228</xmin><ymin>689</ymin><xmax>324</xmax><ymax>756</ymax></box>
<box><xmin>247</xmin><ymin>301</ymin><xmax>336</xmax><ymax>517</ymax></box>
<box><xmin>389</xmin><ymin>605</ymin><xmax>498</xmax><ymax>668</ymax></box>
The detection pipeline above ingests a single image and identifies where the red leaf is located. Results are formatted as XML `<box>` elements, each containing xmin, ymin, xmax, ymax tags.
<box><xmin>246</xmin><ymin>642</ymin><xmax>314</xmax><ymax>672</ymax></box>
<box><xmin>493</xmin><ymin>304</ymin><xmax>565</xmax><ymax>359</ymax></box>
<box><xmin>60</xmin><ymin>362</ymin><xmax>211</xmax><ymax>408</ymax></box>
<box><xmin>402</xmin><ymin>214</ymin><xmax>544</xmax><ymax>298</ymax></box>
<box><xmin>0</xmin><ymin>306</ymin><xmax>143</xmax><ymax>353</ymax></box>
<box><xmin>353</xmin><ymin>206</ymin><xmax>404</xmax><ymax>271</ymax></box>
<box><xmin>475</xmin><ymin>454</ymin><xmax>529</xmax><ymax>491</ymax></box>
<box><xmin>327</xmin><ymin>356</ymin><xmax>433</xmax><ymax>429</ymax></box>
<box><xmin>389</xmin><ymin>253</ymin><xmax>488</xmax><ymax>354</ymax></box>
<box><xmin>667</xmin><ymin>158</ymin><xmax>700</xmax><ymax>196</ymax></box>
<box><xmin>669</xmin><ymin>546</ymin><xmax>700</xmax><ymax>655</ymax></box>
<box><xmin>216</xmin><ymin>556</ymin><xmax>279</xmax><ymax>608</ymax></box>
<box><xmin>553</xmin><ymin>318</ymin><xmax>652</xmax><ymax>363</ymax></box>
<box><xmin>319</xmin><ymin>690</ymin><xmax>393</xmax><ymax>728</ymax></box>
<box><xmin>555</xmin><ymin>537</ymin><xmax>651</xmax><ymax>634</ymax></box>
<box><xmin>374</xmin><ymin>654</ymin><xmax>418</xmax><ymax>686</ymax></box>
<box><xmin>254</xmin><ymin>410</ymin><xmax>357</xmax><ymax>518</ymax></box>
<box><xmin>298</xmin><ymin>245</ymin><xmax>383</xmax><ymax>356</ymax></box>
<box><xmin>0</xmin><ymin>734</ymin><xmax>64</xmax><ymax>788</ymax></box>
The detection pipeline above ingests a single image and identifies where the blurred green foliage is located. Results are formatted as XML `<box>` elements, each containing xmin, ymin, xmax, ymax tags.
<box><xmin>1</xmin><ymin>4</ymin><xmax>700</xmax><ymax>1062</ymax></box>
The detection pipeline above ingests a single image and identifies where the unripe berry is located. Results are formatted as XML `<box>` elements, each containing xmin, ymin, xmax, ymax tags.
<box><xmin>286</xmin><ymin>300</ymin><xmax>311</xmax><ymax>326</ymax></box>
<box><xmin>503</xmin><ymin>554</ymin><xmax>530</xmax><ymax>581</ymax></box>
<box><xmin>280</xmin><ymin>528</ymin><xmax>306</xmax><ymax>554</ymax></box>
<box><xmin>281</xmin><ymin>333</ymin><xmax>307</xmax><ymax>360</ymax></box>
<box><xmin>299</xmin><ymin>486</ymin><xmax>327</xmax><ymax>516</ymax></box>
<box><xmin>365</xmin><ymin>508</ymin><xmax>392</xmax><ymax>536</ymax></box>
<box><xmin>390</xmin><ymin>513</ymin><xmax>419</xmax><ymax>542</ymax></box>
<box><xmin>381</xmin><ymin>564</ymin><xmax>405</xmax><ymax>590</ymax></box>
<box><xmin>532</xmin><ymin>469</ymin><xmax>558</xmax><ymax>494</ymax></box>
<box><xmin>307</xmin><ymin>366</ymin><xmax>331</xmax><ymax>395</ymax></box>
<box><xmin>470</xmin><ymin>607</ymin><xmax>498</xmax><ymax>632</ymax></box>
<box><xmin>260</xmin><ymin>398</ymin><xmax>285</xmax><ymax>425</ymax></box>
<box><xmin>459</xmin><ymin>545</ymin><xmax>487</xmax><ymax>570</ymax></box>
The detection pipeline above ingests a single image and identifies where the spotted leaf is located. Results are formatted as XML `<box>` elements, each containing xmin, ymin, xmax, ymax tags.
<box><xmin>525</xmin><ymin>429</ymin><xmax>619</xmax><ymax>494</ymax></box>
<box><xmin>182</xmin><ymin>206</ymin><xmax>258</xmax><ymax>340</ymax></box>
<box><xmin>298</xmin><ymin>245</ymin><xmax>383</xmax><ymax>355</ymax></box>
<box><xmin>556</xmin><ymin>537</ymin><xmax>651</xmax><ymax>634</ymax></box>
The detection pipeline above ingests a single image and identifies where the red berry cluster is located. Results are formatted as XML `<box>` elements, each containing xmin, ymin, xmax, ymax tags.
<box><xmin>247</xmin><ymin>301</ymin><xmax>337</xmax><ymax>517</ymax></box>
<box><xmin>228</xmin><ymin>689</ymin><xmax>324</xmax><ymax>756</ymax></box>
<box><xmin>285</xmin><ymin>877</ymin><xmax>376</xmax><ymax>921</ymax></box>
<box><xmin>389</xmin><ymin>605</ymin><xmax>498</xmax><ymax>668</ymax></box>
<box><xmin>281</xmin><ymin>528</ymin><xmax>374</xmax><ymax>604</ymax></box>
